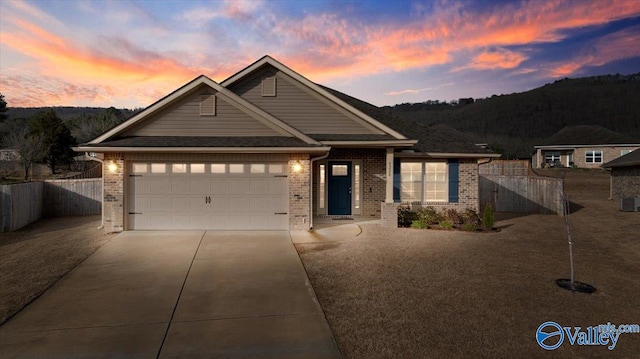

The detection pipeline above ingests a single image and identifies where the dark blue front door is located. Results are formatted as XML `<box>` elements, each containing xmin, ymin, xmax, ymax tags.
<box><xmin>328</xmin><ymin>162</ymin><xmax>352</xmax><ymax>215</ymax></box>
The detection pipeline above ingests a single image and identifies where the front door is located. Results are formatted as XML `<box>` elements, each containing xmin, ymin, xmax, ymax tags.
<box><xmin>328</xmin><ymin>162</ymin><xmax>352</xmax><ymax>215</ymax></box>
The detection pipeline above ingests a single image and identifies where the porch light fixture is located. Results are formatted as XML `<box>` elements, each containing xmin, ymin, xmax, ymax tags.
<box><xmin>107</xmin><ymin>161</ymin><xmax>119</xmax><ymax>173</ymax></box>
<box><xmin>293</xmin><ymin>160</ymin><xmax>303</xmax><ymax>173</ymax></box>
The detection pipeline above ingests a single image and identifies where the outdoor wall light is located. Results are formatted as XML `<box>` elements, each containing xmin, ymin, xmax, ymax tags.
<box><xmin>293</xmin><ymin>160</ymin><xmax>303</xmax><ymax>173</ymax></box>
<box><xmin>107</xmin><ymin>161</ymin><xmax>118</xmax><ymax>173</ymax></box>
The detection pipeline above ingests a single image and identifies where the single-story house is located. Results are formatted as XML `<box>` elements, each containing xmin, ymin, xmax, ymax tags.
<box><xmin>532</xmin><ymin>125</ymin><xmax>640</xmax><ymax>169</ymax></box>
<box><xmin>75</xmin><ymin>55</ymin><xmax>499</xmax><ymax>232</ymax></box>
<box><xmin>602</xmin><ymin>149</ymin><xmax>640</xmax><ymax>201</ymax></box>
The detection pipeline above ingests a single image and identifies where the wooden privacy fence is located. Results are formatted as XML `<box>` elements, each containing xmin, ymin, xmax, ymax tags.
<box><xmin>479</xmin><ymin>160</ymin><xmax>532</xmax><ymax>176</ymax></box>
<box><xmin>0</xmin><ymin>178</ymin><xmax>101</xmax><ymax>232</ymax></box>
<box><xmin>479</xmin><ymin>175</ymin><xmax>564</xmax><ymax>215</ymax></box>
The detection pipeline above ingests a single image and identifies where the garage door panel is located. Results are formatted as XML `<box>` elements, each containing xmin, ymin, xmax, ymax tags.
<box><xmin>129</xmin><ymin>162</ymin><xmax>288</xmax><ymax>230</ymax></box>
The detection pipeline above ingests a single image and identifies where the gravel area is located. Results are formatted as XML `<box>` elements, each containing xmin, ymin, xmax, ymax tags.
<box><xmin>0</xmin><ymin>216</ymin><xmax>115</xmax><ymax>325</ymax></box>
<box><xmin>297</xmin><ymin>169</ymin><xmax>640</xmax><ymax>358</ymax></box>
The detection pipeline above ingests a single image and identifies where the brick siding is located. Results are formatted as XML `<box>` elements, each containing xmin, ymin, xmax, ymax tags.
<box><xmin>611</xmin><ymin>166</ymin><xmax>640</xmax><ymax>198</ymax></box>
<box><xmin>103</xmin><ymin>153</ymin><xmax>124</xmax><ymax>232</ymax></box>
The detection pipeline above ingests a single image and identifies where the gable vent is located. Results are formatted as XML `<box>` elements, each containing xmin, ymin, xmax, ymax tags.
<box><xmin>200</xmin><ymin>94</ymin><xmax>216</xmax><ymax>116</ymax></box>
<box><xmin>261</xmin><ymin>77</ymin><xmax>277</xmax><ymax>97</ymax></box>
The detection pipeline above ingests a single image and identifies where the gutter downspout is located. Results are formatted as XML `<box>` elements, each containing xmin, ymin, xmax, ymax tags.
<box><xmin>309</xmin><ymin>151</ymin><xmax>330</xmax><ymax>231</ymax></box>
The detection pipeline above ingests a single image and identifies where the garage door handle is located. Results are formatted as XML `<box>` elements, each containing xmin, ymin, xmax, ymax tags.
<box><xmin>205</xmin><ymin>196</ymin><xmax>211</xmax><ymax>204</ymax></box>
<box><xmin>274</xmin><ymin>212</ymin><xmax>288</xmax><ymax>215</ymax></box>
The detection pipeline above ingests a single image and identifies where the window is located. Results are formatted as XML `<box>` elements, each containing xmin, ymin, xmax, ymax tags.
<box><xmin>250</xmin><ymin>164</ymin><xmax>266</xmax><ymax>173</ymax></box>
<box><xmin>354</xmin><ymin>164</ymin><xmax>361</xmax><ymax>209</ymax></box>
<box><xmin>190</xmin><ymin>164</ymin><xmax>206</xmax><ymax>173</ymax></box>
<box><xmin>331</xmin><ymin>164</ymin><xmax>348</xmax><ymax>176</ymax></box>
<box><xmin>400</xmin><ymin>162</ymin><xmax>422</xmax><ymax>202</ymax></box>
<box><xmin>132</xmin><ymin>163</ymin><xmax>147</xmax><ymax>174</ymax></box>
<box><xmin>400</xmin><ymin>162</ymin><xmax>448</xmax><ymax>203</ymax></box>
<box><xmin>268</xmin><ymin>164</ymin><xmax>284</xmax><ymax>174</ymax></box>
<box><xmin>621</xmin><ymin>150</ymin><xmax>633</xmax><ymax>156</ymax></box>
<box><xmin>150</xmin><ymin>163</ymin><xmax>166</xmax><ymax>173</ymax></box>
<box><xmin>544</xmin><ymin>151</ymin><xmax>561</xmax><ymax>163</ymax></box>
<box><xmin>211</xmin><ymin>164</ymin><xmax>226</xmax><ymax>173</ymax></box>
<box><xmin>319</xmin><ymin>164</ymin><xmax>325</xmax><ymax>209</ymax></box>
<box><xmin>585</xmin><ymin>151</ymin><xmax>603</xmax><ymax>163</ymax></box>
<box><xmin>229</xmin><ymin>164</ymin><xmax>244</xmax><ymax>173</ymax></box>
<box><xmin>172</xmin><ymin>164</ymin><xmax>187</xmax><ymax>173</ymax></box>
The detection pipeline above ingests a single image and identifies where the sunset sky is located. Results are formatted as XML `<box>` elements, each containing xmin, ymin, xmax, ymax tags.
<box><xmin>1</xmin><ymin>0</ymin><xmax>640</xmax><ymax>109</ymax></box>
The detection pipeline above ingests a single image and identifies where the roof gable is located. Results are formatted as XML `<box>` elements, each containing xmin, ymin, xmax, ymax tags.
<box><xmin>221</xmin><ymin>55</ymin><xmax>407</xmax><ymax>140</ymax></box>
<box><xmin>89</xmin><ymin>75</ymin><xmax>319</xmax><ymax>145</ymax></box>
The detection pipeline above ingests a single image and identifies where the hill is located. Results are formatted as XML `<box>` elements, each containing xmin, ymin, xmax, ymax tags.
<box><xmin>6</xmin><ymin>107</ymin><xmax>138</xmax><ymax>122</ymax></box>
<box><xmin>385</xmin><ymin>73</ymin><xmax>640</xmax><ymax>158</ymax></box>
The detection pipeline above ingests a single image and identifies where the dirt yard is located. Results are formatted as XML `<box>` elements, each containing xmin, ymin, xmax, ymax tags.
<box><xmin>0</xmin><ymin>216</ymin><xmax>115</xmax><ymax>325</ymax></box>
<box><xmin>296</xmin><ymin>169</ymin><xmax>640</xmax><ymax>358</ymax></box>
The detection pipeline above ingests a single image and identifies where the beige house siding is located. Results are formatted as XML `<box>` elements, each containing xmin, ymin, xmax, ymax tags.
<box><xmin>227</xmin><ymin>66</ymin><xmax>383</xmax><ymax>135</ymax></box>
<box><xmin>611</xmin><ymin>166</ymin><xmax>640</xmax><ymax>198</ymax></box>
<box><xmin>573</xmin><ymin>146</ymin><xmax>640</xmax><ymax>168</ymax></box>
<box><xmin>124</xmin><ymin>86</ymin><xmax>284</xmax><ymax>137</ymax></box>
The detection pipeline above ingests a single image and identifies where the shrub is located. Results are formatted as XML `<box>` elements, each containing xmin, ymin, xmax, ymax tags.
<box><xmin>482</xmin><ymin>203</ymin><xmax>495</xmax><ymax>230</ymax></box>
<box><xmin>398</xmin><ymin>204</ymin><xmax>418</xmax><ymax>227</ymax></box>
<box><xmin>411</xmin><ymin>219</ymin><xmax>429</xmax><ymax>229</ymax></box>
<box><xmin>443</xmin><ymin>208</ymin><xmax>462</xmax><ymax>224</ymax></box>
<box><xmin>462</xmin><ymin>223</ymin><xmax>478</xmax><ymax>232</ymax></box>
<box><xmin>438</xmin><ymin>219</ymin><xmax>454</xmax><ymax>230</ymax></box>
<box><xmin>461</xmin><ymin>208</ymin><xmax>481</xmax><ymax>226</ymax></box>
<box><xmin>416</xmin><ymin>206</ymin><xmax>441</xmax><ymax>225</ymax></box>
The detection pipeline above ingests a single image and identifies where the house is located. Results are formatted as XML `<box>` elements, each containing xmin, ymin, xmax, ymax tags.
<box><xmin>532</xmin><ymin>125</ymin><xmax>640</xmax><ymax>168</ymax></box>
<box><xmin>75</xmin><ymin>56</ymin><xmax>499</xmax><ymax>232</ymax></box>
<box><xmin>602</xmin><ymin>149</ymin><xmax>640</xmax><ymax>200</ymax></box>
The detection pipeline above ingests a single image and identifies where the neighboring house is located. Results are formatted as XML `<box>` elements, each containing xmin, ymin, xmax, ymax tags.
<box><xmin>602</xmin><ymin>149</ymin><xmax>640</xmax><ymax>199</ymax></box>
<box><xmin>75</xmin><ymin>56</ymin><xmax>499</xmax><ymax>232</ymax></box>
<box><xmin>532</xmin><ymin>125</ymin><xmax>640</xmax><ymax>168</ymax></box>
<box><xmin>0</xmin><ymin>148</ymin><xmax>20</xmax><ymax>161</ymax></box>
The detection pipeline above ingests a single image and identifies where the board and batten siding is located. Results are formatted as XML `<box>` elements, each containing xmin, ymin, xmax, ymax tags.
<box><xmin>227</xmin><ymin>66</ymin><xmax>384</xmax><ymax>135</ymax></box>
<box><xmin>125</xmin><ymin>86</ymin><xmax>284</xmax><ymax>137</ymax></box>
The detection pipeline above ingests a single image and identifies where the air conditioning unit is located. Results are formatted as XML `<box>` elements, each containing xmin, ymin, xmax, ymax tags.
<box><xmin>620</xmin><ymin>197</ymin><xmax>640</xmax><ymax>212</ymax></box>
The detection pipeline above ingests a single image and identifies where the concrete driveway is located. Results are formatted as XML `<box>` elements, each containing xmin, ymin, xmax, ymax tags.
<box><xmin>0</xmin><ymin>231</ymin><xmax>340</xmax><ymax>358</ymax></box>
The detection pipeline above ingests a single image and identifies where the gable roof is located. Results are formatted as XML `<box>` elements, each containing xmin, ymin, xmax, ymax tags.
<box><xmin>537</xmin><ymin>125</ymin><xmax>640</xmax><ymax>147</ymax></box>
<box><xmin>320</xmin><ymin>85</ymin><xmax>498</xmax><ymax>156</ymax></box>
<box><xmin>86</xmin><ymin>75</ymin><xmax>321</xmax><ymax>146</ymax></box>
<box><xmin>602</xmin><ymin>149</ymin><xmax>640</xmax><ymax>168</ymax></box>
<box><xmin>221</xmin><ymin>55</ymin><xmax>408</xmax><ymax>141</ymax></box>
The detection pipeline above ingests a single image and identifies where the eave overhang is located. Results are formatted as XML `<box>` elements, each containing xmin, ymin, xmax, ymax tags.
<box><xmin>73</xmin><ymin>146</ymin><xmax>332</xmax><ymax>154</ymax></box>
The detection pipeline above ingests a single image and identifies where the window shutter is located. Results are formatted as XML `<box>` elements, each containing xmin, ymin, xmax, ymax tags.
<box><xmin>200</xmin><ymin>95</ymin><xmax>216</xmax><ymax>116</ymax></box>
<box><xmin>448</xmin><ymin>160</ymin><xmax>459</xmax><ymax>203</ymax></box>
<box><xmin>393</xmin><ymin>158</ymin><xmax>401</xmax><ymax>202</ymax></box>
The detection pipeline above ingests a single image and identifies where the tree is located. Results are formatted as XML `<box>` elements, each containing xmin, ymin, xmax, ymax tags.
<box><xmin>29</xmin><ymin>110</ymin><xmax>76</xmax><ymax>174</ymax></box>
<box><xmin>0</xmin><ymin>93</ymin><xmax>7</xmax><ymax>122</ymax></box>
<box><xmin>2</xmin><ymin>126</ymin><xmax>47</xmax><ymax>180</ymax></box>
<box><xmin>68</xmin><ymin>107</ymin><xmax>126</xmax><ymax>143</ymax></box>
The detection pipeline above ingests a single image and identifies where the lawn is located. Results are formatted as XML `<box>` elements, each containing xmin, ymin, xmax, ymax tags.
<box><xmin>296</xmin><ymin>169</ymin><xmax>640</xmax><ymax>358</ymax></box>
<box><xmin>0</xmin><ymin>216</ymin><xmax>115</xmax><ymax>325</ymax></box>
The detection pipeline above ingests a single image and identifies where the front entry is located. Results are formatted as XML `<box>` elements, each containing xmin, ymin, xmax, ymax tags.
<box><xmin>328</xmin><ymin>162</ymin><xmax>352</xmax><ymax>215</ymax></box>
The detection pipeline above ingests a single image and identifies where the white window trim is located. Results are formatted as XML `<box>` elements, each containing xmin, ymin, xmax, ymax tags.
<box><xmin>400</xmin><ymin>161</ymin><xmax>449</xmax><ymax>203</ymax></box>
<box><xmin>585</xmin><ymin>150</ymin><xmax>603</xmax><ymax>164</ymax></box>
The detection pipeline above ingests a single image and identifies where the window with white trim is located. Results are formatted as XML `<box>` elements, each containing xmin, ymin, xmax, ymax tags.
<box><xmin>544</xmin><ymin>151</ymin><xmax>561</xmax><ymax>163</ymax></box>
<box><xmin>621</xmin><ymin>150</ymin><xmax>633</xmax><ymax>156</ymax></box>
<box><xmin>319</xmin><ymin>164</ymin><xmax>325</xmax><ymax>209</ymax></box>
<box><xmin>400</xmin><ymin>162</ymin><xmax>448</xmax><ymax>203</ymax></box>
<box><xmin>585</xmin><ymin>150</ymin><xmax>603</xmax><ymax>163</ymax></box>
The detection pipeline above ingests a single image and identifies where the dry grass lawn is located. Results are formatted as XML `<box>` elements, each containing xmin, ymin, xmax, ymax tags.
<box><xmin>297</xmin><ymin>169</ymin><xmax>640</xmax><ymax>358</ymax></box>
<box><xmin>0</xmin><ymin>216</ymin><xmax>114</xmax><ymax>325</ymax></box>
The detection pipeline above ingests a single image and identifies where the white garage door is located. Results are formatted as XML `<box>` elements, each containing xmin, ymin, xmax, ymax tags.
<box><xmin>128</xmin><ymin>162</ymin><xmax>289</xmax><ymax>230</ymax></box>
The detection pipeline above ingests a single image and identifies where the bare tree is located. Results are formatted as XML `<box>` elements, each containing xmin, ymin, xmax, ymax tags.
<box><xmin>2</xmin><ymin>127</ymin><xmax>47</xmax><ymax>181</ymax></box>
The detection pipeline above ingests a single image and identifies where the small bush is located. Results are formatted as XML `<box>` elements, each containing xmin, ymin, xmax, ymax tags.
<box><xmin>482</xmin><ymin>203</ymin><xmax>495</xmax><ymax>230</ymax></box>
<box><xmin>462</xmin><ymin>223</ymin><xmax>478</xmax><ymax>232</ymax></box>
<box><xmin>461</xmin><ymin>208</ymin><xmax>481</xmax><ymax>226</ymax></box>
<box><xmin>438</xmin><ymin>219</ymin><xmax>454</xmax><ymax>230</ymax></box>
<box><xmin>411</xmin><ymin>219</ymin><xmax>429</xmax><ymax>229</ymax></box>
<box><xmin>398</xmin><ymin>204</ymin><xmax>418</xmax><ymax>227</ymax></box>
<box><xmin>443</xmin><ymin>208</ymin><xmax>462</xmax><ymax>224</ymax></box>
<box><xmin>416</xmin><ymin>206</ymin><xmax>441</xmax><ymax>225</ymax></box>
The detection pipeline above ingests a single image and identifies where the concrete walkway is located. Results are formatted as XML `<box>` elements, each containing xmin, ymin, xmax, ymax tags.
<box><xmin>0</xmin><ymin>231</ymin><xmax>340</xmax><ymax>358</ymax></box>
